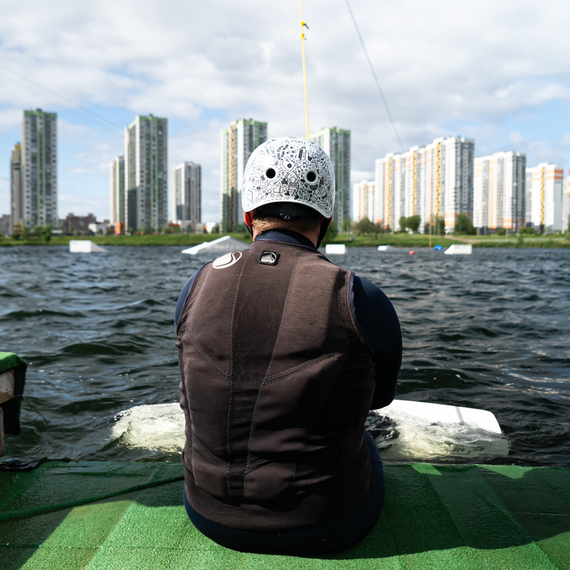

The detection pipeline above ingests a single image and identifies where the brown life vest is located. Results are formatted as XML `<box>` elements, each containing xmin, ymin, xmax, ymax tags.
<box><xmin>176</xmin><ymin>239</ymin><xmax>376</xmax><ymax>531</ymax></box>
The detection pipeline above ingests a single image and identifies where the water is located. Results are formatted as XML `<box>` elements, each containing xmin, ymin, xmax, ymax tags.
<box><xmin>1</xmin><ymin>245</ymin><xmax>569</xmax><ymax>466</ymax></box>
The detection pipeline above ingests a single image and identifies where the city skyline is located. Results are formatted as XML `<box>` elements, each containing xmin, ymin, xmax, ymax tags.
<box><xmin>2</xmin><ymin>1</ymin><xmax>570</xmax><ymax>224</ymax></box>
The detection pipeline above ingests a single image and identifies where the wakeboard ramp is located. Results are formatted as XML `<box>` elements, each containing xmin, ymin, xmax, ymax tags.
<box><xmin>111</xmin><ymin>400</ymin><xmax>509</xmax><ymax>461</ymax></box>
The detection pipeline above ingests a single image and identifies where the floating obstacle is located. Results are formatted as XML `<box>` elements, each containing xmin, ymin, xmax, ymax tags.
<box><xmin>325</xmin><ymin>244</ymin><xmax>346</xmax><ymax>255</ymax></box>
<box><xmin>182</xmin><ymin>235</ymin><xmax>249</xmax><ymax>255</ymax></box>
<box><xmin>444</xmin><ymin>244</ymin><xmax>472</xmax><ymax>255</ymax></box>
<box><xmin>69</xmin><ymin>240</ymin><xmax>107</xmax><ymax>253</ymax></box>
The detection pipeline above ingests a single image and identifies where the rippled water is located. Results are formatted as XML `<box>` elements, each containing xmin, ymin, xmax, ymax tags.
<box><xmin>1</xmin><ymin>245</ymin><xmax>569</xmax><ymax>466</ymax></box>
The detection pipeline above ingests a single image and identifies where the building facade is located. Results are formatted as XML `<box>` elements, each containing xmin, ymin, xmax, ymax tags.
<box><xmin>473</xmin><ymin>151</ymin><xmax>526</xmax><ymax>233</ymax></box>
<box><xmin>125</xmin><ymin>115</ymin><xmax>168</xmax><ymax>232</ymax></box>
<box><xmin>110</xmin><ymin>156</ymin><xmax>125</xmax><ymax>227</ymax></box>
<box><xmin>563</xmin><ymin>173</ymin><xmax>570</xmax><ymax>232</ymax></box>
<box><xmin>310</xmin><ymin>127</ymin><xmax>351</xmax><ymax>228</ymax></box>
<box><xmin>19</xmin><ymin>110</ymin><xmax>58</xmax><ymax>229</ymax></box>
<box><xmin>10</xmin><ymin>143</ymin><xmax>22</xmax><ymax>235</ymax></box>
<box><xmin>375</xmin><ymin>136</ymin><xmax>474</xmax><ymax>233</ymax></box>
<box><xmin>353</xmin><ymin>180</ymin><xmax>375</xmax><ymax>222</ymax></box>
<box><xmin>525</xmin><ymin>163</ymin><xmax>563</xmax><ymax>232</ymax></box>
<box><xmin>220</xmin><ymin>119</ymin><xmax>267</xmax><ymax>232</ymax></box>
<box><xmin>173</xmin><ymin>161</ymin><xmax>201</xmax><ymax>223</ymax></box>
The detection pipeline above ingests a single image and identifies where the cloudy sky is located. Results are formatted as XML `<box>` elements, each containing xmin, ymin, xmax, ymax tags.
<box><xmin>2</xmin><ymin>0</ymin><xmax>570</xmax><ymax>223</ymax></box>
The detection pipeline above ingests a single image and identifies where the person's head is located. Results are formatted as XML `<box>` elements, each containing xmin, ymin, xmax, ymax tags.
<box><xmin>241</xmin><ymin>137</ymin><xmax>335</xmax><ymax>246</ymax></box>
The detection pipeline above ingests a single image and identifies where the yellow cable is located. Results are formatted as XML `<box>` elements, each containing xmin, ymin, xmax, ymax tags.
<box><xmin>299</xmin><ymin>0</ymin><xmax>310</xmax><ymax>139</ymax></box>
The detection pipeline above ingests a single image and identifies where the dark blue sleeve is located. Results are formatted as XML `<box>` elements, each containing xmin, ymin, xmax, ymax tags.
<box><xmin>174</xmin><ymin>271</ymin><xmax>199</xmax><ymax>327</ymax></box>
<box><xmin>352</xmin><ymin>275</ymin><xmax>402</xmax><ymax>409</ymax></box>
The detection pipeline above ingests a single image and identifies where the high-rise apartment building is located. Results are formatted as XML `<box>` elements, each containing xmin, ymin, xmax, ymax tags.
<box><xmin>525</xmin><ymin>163</ymin><xmax>563</xmax><ymax>232</ymax></box>
<box><xmin>220</xmin><ymin>119</ymin><xmax>267</xmax><ymax>232</ymax></box>
<box><xmin>563</xmin><ymin>173</ymin><xmax>570</xmax><ymax>232</ymax></box>
<box><xmin>173</xmin><ymin>161</ymin><xmax>201</xmax><ymax>223</ymax></box>
<box><xmin>110</xmin><ymin>156</ymin><xmax>124</xmax><ymax>227</ymax></box>
<box><xmin>353</xmin><ymin>180</ymin><xmax>375</xmax><ymax>222</ymax></box>
<box><xmin>125</xmin><ymin>115</ymin><xmax>168</xmax><ymax>231</ymax></box>
<box><xmin>310</xmin><ymin>128</ymin><xmax>351</xmax><ymax>228</ymax></box>
<box><xmin>375</xmin><ymin>136</ymin><xmax>474</xmax><ymax>233</ymax></box>
<box><xmin>19</xmin><ymin>109</ymin><xmax>58</xmax><ymax>228</ymax></box>
<box><xmin>474</xmin><ymin>151</ymin><xmax>526</xmax><ymax>232</ymax></box>
<box><xmin>10</xmin><ymin>143</ymin><xmax>22</xmax><ymax>235</ymax></box>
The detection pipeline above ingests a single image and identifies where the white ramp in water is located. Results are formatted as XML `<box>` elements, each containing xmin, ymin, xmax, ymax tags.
<box><xmin>444</xmin><ymin>244</ymin><xmax>472</xmax><ymax>255</ymax></box>
<box><xmin>111</xmin><ymin>400</ymin><xmax>508</xmax><ymax>461</ymax></box>
<box><xmin>182</xmin><ymin>235</ymin><xmax>249</xmax><ymax>255</ymax></box>
<box><xmin>69</xmin><ymin>240</ymin><xmax>107</xmax><ymax>253</ymax></box>
<box><xmin>325</xmin><ymin>244</ymin><xmax>346</xmax><ymax>255</ymax></box>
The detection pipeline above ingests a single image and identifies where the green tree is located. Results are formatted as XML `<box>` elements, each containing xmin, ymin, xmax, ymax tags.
<box><xmin>42</xmin><ymin>225</ymin><xmax>52</xmax><ymax>243</ymax></box>
<box><xmin>435</xmin><ymin>216</ymin><xmax>445</xmax><ymax>236</ymax></box>
<box><xmin>33</xmin><ymin>225</ymin><xmax>43</xmax><ymax>238</ymax></box>
<box><xmin>341</xmin><ymin>217</ymin><xmax>352</xmax><ymax>233</ymax></box>
<box><xmin>519</xmin><ymin>226</ymin><xmax>536</xmax><ymax>235</ymax></box>
<box><xmin>399</xmin><ymin>216</ymin><xmax>408</xmax><ymax>232</ymax></box>
<box><xmin>211</xmin><ymin>224</ymin><xmax>220</xmax><ymax>234</ymax></box>
<box><xmin>496</xmin><ymin>228</ymin><xmax>506</xmax><ymax>236</ymax></box>
<box><xmin>356</xmin><ymin>217</ymin><xmax>373</xmax><ymax>235</ymax></box>
<box><xmin>407</xmin><ymin>215</ymin><xmax>421</xmax><ymax>232</ymax></box>
<box><xmin>454</xmin><ymin>214</ymin><xmax>475</xmax><ymax>235</ymax></box>
<box><xmin>162</xmin><ymin>225</ymin><xmax>172</xmax><ymax>234</ymax></box>
<box><xmin>22</xmin><ymin>226</ymin><xmax>30</xmax><ymax>239</ymax></box>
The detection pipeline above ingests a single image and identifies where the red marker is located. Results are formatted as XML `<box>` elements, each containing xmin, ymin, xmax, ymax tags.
<box><xmin>410</xmin><ymin>250</ymin><xmax>415</xmax><ymax>255</ymax></box>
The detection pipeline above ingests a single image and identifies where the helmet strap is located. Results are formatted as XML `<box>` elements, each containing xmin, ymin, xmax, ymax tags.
<box><xmin>244</xmin><ymin>212</ymin><xmax>254</xmax><ymax>236</ymax></box>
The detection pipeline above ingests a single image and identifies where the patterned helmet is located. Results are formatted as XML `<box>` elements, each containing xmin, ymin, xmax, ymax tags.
<box><xmin>241</xmin><ymin>137</ymin><xmax>335</xmax><ymax>219</ymax></box>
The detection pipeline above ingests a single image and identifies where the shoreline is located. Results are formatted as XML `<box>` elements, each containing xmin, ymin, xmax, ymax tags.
<box><xmin>1</xmin><ymin>233</ymin><xmax>569</xmax><ymax>248</ymax></box>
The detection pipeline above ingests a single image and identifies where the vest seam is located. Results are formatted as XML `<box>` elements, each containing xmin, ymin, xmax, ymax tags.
<box><xmin>192</xmin><ymin>433</ymin><xmax>230</xmax><ymax>471</ymax></box>
<box><xmin>337</xmin><ymin>288</ymin><xmax>351</xmax><ymax>346</ymax></box>
<box><xmin>227</xmin><ymin>249</ymin><xmax>250</xmax><ymax>497</ymax></box>
<box><xmin>185</xmin><ymin>332</ymin><xmax>230</xmax><ymax>381</ymax></box>
<box><xmin>264</xmin><ymin>352</ymin><xmax>342</xmax><ymax>384</ymax></box>
<box><xmin>243</xmin><ymin>254</ymin><xmax>300</xmax><ymax>499</ymax></box>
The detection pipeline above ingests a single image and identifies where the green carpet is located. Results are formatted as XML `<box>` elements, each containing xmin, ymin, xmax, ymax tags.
<box><xmin>0</xmin><ymin>461</ymin><xmax>568</xmax><ymax>569</ymax></box>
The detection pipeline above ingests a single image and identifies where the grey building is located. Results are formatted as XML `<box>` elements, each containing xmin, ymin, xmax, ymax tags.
<box><xmin>173</xmin><ymin>162</ymin><xmax>201</xmax><ymax>223</ymax></box>
<box><xmin>10</xmin><ymin>143</ymin><xmax>22</xmax><ymax>235</ymax></box>
<box><xmin>125</xmin><ymin>115</ymin><xmax>168</xmax><ymax>232</ymax></box>
<box><xmin>220</xmin><ymin>119</ymin><xmax>267</xmax><ymax>232</ymax></box>
<box><xmin>110</xmin><ymin>156</ymin><xmax>125</xmax><ymax>228</ymax></box>
<box><xmin>19</xmin><ymin>110</ymin><xmax>58</xmax><ymax>229</ymax></box>
<box><xmin>310</xmin><ymin>127</ymin><xmax>351</xmax><ymax>228</ymax></box>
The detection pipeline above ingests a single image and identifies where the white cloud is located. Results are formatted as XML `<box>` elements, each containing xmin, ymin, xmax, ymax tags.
<box><xmin>3</xmin><ymin>0</ymin><xmax>570</xmax><ymax>219</ymax></box>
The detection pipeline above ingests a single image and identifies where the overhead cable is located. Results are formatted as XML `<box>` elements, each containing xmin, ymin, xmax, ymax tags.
<box><xmin>343</xmin><ymin>0</ymin><xmax>404</xmax><ymax>152</ymax></box>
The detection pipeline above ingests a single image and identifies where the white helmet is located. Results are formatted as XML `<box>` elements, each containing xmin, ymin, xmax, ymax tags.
<box><xmin>242</xmin><ymin>137</ymin><xmax>335</xmax><ymax>219</ymax></box>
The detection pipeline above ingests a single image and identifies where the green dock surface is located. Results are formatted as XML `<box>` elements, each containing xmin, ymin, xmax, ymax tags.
<box><xmin>1</xmin><ymin>461</ymin><xmax>569</xmax><ymax>569</ymax></box>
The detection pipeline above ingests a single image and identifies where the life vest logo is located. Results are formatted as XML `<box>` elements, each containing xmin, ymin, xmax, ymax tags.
<box><xmin>212</xmin><ymin>251</ymin><xmax>243</xmax><ymax>269</ymax></box>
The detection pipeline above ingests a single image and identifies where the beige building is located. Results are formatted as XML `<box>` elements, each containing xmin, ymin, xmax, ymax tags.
<box><xmin>375</xmin><ymin>136</ymin><xmax>474</xmax><ymax>233</ymax></box>
<box><xmin>474</xmin><ymin>151</ymin><xmax>526</xmax><ymax>232</ymax></box>
<box><xmin>525</xmin><ymin>163</ymin><xmax>563</xmax><ymax>232</ymax></box>
<box><xmin>353</xmin><ymin>180</ymin><xmax>375</xmax><ymax>222</ymax></box>
<box><xmin>562</xmin><ymin>173</ymin><xmax>570</xmax><ymax>232</ymax></box>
